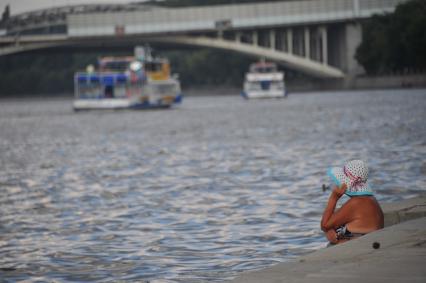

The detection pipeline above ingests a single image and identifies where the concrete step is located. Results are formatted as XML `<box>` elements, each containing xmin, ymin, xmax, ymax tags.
<box><xmin>228</xmin><ymin>197</ymin><xmax>426</xmax><ymax>283</ymax></box>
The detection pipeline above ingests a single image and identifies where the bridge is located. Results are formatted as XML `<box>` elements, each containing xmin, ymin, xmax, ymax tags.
<box><xmin>0</xmin><ymin>0</ymin><xmax>408</xmax><ymax>79</ymax></box>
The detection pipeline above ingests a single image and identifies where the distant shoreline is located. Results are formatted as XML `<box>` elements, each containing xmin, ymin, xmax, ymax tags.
<box><xmin>1</xmin><ymin>74</ymin><xmax>426</xmax><ymax>98</ymax></box>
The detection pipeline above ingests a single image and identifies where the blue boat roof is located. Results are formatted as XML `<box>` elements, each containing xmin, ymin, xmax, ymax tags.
<box><xmin>76</xmin><ymin>73</ymin><xmax>129</xmax><ymax>84</ymax></box>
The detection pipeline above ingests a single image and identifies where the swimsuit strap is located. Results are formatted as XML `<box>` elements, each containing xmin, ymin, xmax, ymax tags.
<box><xmin>335</xmin><ymin>225</ymin><xmax>366</xmax><ymax>239</ymax></box>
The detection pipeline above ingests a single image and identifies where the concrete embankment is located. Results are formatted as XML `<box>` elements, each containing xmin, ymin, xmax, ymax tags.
<box><xmin>286</xmin><ymin>74</ymin><xmax>426</xmax><ymax>93</ymax></box>
<box><xmin>229</xmin><ymin>197</ymin><xmax>426</xmax><ymax>283</ymax></box>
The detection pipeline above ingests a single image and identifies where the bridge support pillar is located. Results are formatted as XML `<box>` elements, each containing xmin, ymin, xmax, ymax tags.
<box><xmin>286</xmin><ymin>28</ymin><xmax>293</xmax><ymax>54</ymax></box>
<box><xmin>304</xmin><ymin>27</ymin><xmax>310</xmax><ymax>59</ymax></box>
<box><xmin>217</xmin><ymin>30</ymin><xmax>223</xmax><ymax>39</ymax></box>
<box><xmin>344</xmin><ymin>22</ymin><xmax>363</xmax><ymax>76</ymax></box>
<box><xmin>252</xmin><ymin>31</ymin><xmax>258</xmax><ymax>46</ymax></box>
<box><xmin>236</xmin><ymin>32</ymin><xmax>242</xmax><ymax>43</ymax></box>
<box><xmin>327</xmin><ymin>21</ymin><xmax>364</xmax><ymax>80</ymax></box>
<box><xmin>270</xmin><ymin>29</ymin><xmax>276</xmax><ymax>50</ymax></box>
<box><xmin>320</xmin><ymin>26</ymin><xmax>328</xmax><ymax>64</ymax></box>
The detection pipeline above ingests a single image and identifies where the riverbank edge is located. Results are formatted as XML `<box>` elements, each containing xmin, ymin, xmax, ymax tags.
<box><xmin>228</xmin><ymin>196</ymin><xmax>426</xmax><ymax>283</ymax></box>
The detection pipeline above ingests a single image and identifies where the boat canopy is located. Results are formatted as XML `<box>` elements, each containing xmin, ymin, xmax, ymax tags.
<box><xmin>249</xmin><ymin>62</ymin><xmax>278</xmax><ymax>73</ymax></box>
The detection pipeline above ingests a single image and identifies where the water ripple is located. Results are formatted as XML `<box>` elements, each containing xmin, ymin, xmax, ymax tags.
<box><xmin>0</xmin><ymin>89</ymin><xmax>426</xmax><ymax>282</ymax></box>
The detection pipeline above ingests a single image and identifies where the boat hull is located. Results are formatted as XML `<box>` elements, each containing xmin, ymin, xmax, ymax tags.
<box><xmin>73</xmin><ymin>95</ymin><xmax>182</xmax><ymax>111</ymax></box>
<box><xmin>243</xmin><ymin>73</ymin><xmax>286</xmax><ymax>99</ymax></box>
<box><xmin>242</xmin><ymin>90</ymin><xmax>286</xmax><ymax>99</ymax></box>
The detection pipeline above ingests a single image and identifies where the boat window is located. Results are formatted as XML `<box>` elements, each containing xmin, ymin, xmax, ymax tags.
<box><xmin>145</xmin><ymin>62</ymin><xmax>163</xmax><ymax>72</ymax></box>
<box><xmin>250</xmin><ymin>64</ymin><xmax>277</xmax><ymax>73</ymax></box>
<box><xmin>100</xmin><ymin>61</ymin><xmax>131</xmax><ymax>72</ymax></box>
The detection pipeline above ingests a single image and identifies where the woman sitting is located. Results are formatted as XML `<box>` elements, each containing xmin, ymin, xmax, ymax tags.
<box><xmin>321</xmin><ymin>160</ymin><xmax>384</xmax><ymax>245</ymax></box>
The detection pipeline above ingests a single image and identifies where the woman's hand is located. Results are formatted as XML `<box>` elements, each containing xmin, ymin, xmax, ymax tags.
<box><xmin>325</xmin><ymin>229</ymin><xmax>338</xmax><ymax>244</ymax></box>
<box><xmin>332</xmin><ymin>183</ymin><xmax>347</xmax><ymax>199</ymax></box>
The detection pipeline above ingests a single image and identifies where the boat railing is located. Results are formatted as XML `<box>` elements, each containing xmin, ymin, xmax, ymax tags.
<box><xmin>74</xmin><ymin>71</ymin><xmax>181</xmax><ymax>100</ymax></box>
<box><xmin>74</xmin><ymin>72</ymin><xmax>135</xmax><ymax>99</ymax></box>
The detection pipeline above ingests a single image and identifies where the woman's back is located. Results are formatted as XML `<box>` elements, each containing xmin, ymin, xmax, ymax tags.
<box><xmin>346</xmin><ymin>196</ymin><xmax>384</xmax><ymax>234</ymax></box>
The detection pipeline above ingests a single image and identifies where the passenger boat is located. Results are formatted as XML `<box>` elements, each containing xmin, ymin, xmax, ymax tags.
<box><xmin>73</xmin><ymin>47</ymin><xmax>182</xmax><ymax>110</ymax></box>
<box><xmin>241</xmin><ymin>61</ymin><xmax>286</xmax><ymax>99</ymax></box>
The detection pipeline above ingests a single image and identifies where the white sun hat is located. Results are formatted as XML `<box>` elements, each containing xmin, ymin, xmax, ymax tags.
<box><xmin>327</xmin><ymin>160</ymin><xmax>373</xmax><ymax>196</ymax></box>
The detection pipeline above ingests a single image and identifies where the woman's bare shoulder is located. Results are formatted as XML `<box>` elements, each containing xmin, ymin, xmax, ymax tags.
<box><xmin>348</xmin><ymin>196</ymin><xmax>384</xmax><ymax>217</ymax></box>
<box><xmin>345</xmin><ymin>196</ymin><xmax>383</xmax><ymax>215</ymax></box>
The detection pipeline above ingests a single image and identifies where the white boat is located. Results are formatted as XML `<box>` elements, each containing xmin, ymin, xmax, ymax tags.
<box><xmin>241</xmin><ymin>61</ymin><xmax>286</xmax><ymax>99</ymax></box>
<box><xmin>73</xmin><ymin>47</ymin><xmax>182</xmax><ymax>111</ymax></box>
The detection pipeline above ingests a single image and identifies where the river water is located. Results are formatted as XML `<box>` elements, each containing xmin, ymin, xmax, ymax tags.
<box><xmin>1</xmin><ymin>89</ymin><xmax>426</xmax><ymax>282</ymax></box>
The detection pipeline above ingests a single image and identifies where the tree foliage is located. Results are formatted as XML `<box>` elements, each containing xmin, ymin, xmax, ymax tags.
<box><xmin>164</xmin><ymin>49</ymin><xmax>252</xmax><ymax>86</ymax></box>
<box><xmin>0</xmin><ymin>52</ymin><xmax>98</xmax><ymax>95</ymax></box>
<box><xmin>0</xmin><ymin>48</ymin><xmax>256</xmax><ymax>96</ymax></box>
<box><xmin>355</xmin><ymin>0</ymin><xmax>426</xmax><ymax>74</ymax></box>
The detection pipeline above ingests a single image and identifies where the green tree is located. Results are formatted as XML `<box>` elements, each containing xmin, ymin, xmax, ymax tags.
<box><xmin>356</xmin><ymin>0</ymin><xmax>426</xmax><ymax>74</ymax></box>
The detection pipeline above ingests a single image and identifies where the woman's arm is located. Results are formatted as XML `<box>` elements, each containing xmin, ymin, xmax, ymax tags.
<box><xmin>321</xmin><ymin>193</ymin><xmax>339</xmax><ymax>231</ymax></box>
<box><xmin>320</xmin><ymin>184</ymin><xmax>349</xmax><ymax>231</ymax></box>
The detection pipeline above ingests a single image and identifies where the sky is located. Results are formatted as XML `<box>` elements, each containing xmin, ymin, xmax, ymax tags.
<box><xmin>0</xmin><ymin>0</ymin><xmax>139</xmax><ymax>15</ymax></box>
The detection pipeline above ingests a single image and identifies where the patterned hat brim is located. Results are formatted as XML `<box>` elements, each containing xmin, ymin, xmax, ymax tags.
<box><xmin>327</xmin><ymin>167</ymin><xmax>373</xmax><ymax>196</ymax></box>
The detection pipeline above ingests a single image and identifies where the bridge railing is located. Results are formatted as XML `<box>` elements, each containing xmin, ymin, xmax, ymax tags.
<box><xmin>1</xmin><ymin>0</ymin><xmax>409</xmax><ymax>37</ymax></box>
<box><xmin>1</xmin><ymin>4</ymin><xmax>151</xmax><ymax>35</ymax></box>
<box><xmin>66</xmin><ymin>0</ymin><xmax>407</xmax><ymax>37</ymax></box>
